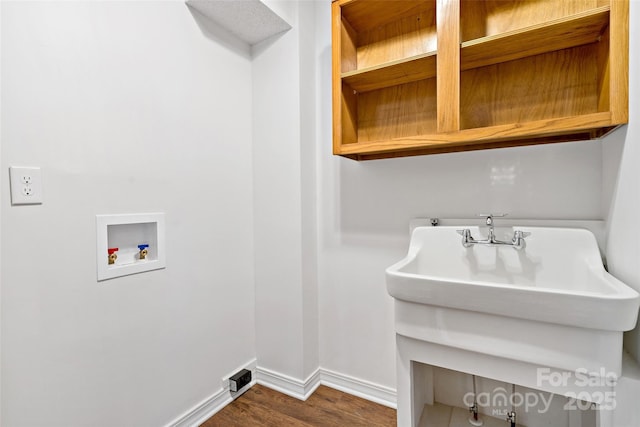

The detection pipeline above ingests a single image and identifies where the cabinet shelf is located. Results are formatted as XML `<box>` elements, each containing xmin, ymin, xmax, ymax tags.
<box><xmin>342</xmin><ymin>51</ymin><xmax>437</xmax><ymax>93</ymax></box>
<box><xmin>461</xmin><ymin>6</ymin><xmax>610</xmax><ymax>71</ymax></box>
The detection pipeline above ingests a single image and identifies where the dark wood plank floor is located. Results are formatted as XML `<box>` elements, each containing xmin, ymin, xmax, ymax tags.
<box><xmin>201</xmin><ymin>384</ymin><xmax>397</xmax><ymax>427</ymax></box>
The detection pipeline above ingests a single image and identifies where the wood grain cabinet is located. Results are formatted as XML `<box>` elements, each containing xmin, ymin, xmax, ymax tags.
<box><xmin>331</xmin><ymin>0</ymin><xmax>628</xmax><ymax>160</ymax></box>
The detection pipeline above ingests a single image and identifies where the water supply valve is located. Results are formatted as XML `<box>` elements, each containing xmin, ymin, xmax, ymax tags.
<box><xmin>138</xmin><ymin>244</ymin><xmax>149</xmax><ymax>260</ymax></box>
<box><xmin>107</xmin><ymin>248</ymin><xmax>119</xmax><ymax>265</ymax></box>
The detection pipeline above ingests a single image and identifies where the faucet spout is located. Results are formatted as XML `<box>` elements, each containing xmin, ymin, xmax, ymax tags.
<box><xmin>487</xmin><ymin>226</ymin><xmax>496</xmax><ymax>243</ymax></box>
<box><xmin>478</xmin><ymin>213</ymin><xmax>504</xmax><ymax>241</ymax></box>
<box><xmin>486</xmin><ymin>216</ymin><xmax>495</xmax><ymax>242</ymax></box>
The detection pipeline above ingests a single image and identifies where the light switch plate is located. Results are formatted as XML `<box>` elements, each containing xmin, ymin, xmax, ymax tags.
<box><xmin>9</xmin><ymin>166</ymin><xmax>43</xmax><ymax>205</ymax></box>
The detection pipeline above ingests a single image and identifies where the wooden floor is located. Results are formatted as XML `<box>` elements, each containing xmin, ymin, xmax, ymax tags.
<box><xmin>201</xmin><ymin>384</ymin><xmax>397</xmax><ymax>427</ymax></box>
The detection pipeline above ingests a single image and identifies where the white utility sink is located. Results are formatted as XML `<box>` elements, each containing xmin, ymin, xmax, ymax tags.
<box><xmin>386</xmin><ymin>225</ymin><xmax>640</xmax><ymax>374</ymax></box>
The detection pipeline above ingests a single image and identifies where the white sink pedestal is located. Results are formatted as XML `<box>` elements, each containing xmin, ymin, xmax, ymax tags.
<box><xmin>396</xmin><ymin>308</ymin><xmax>640</xmax><ymax>427</ymax></box>
<box><xmin>387</xmin><ymin>225</ymin><xmax>640</xmax><ymax>427</ymax></box>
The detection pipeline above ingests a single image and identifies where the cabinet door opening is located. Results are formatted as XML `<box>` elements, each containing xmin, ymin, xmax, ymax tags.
<box><xmin>354</xmin><ymin>78</ymin><xmax>438</xmax><ymax>144</ymax></box>
<box><xmin>340</xmin><ymin>0</ymin><xmax>437</xmax><ymax>73</ymax></box>
<box><xmin>461</xmin><ymin>0</ymin><xmax>607</xmax><ymax>43</ymax></box>
<box><xmin>460</xmin><ymin>41</ymin><xmax>609</xmax><ymax>130</ymax></box>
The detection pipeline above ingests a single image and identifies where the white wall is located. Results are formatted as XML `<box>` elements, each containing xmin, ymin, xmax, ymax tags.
<box><xmin>252</xmin><ymin>0</ymin><xmax>319</xmax><ymax>384</ymax></box>
<box><xmin>314</xmin><ymin>0</ymin><xmax>607</xmax><ymax>393</ymax></box>
<box><xmin>2</xmin><ymin>0</ymin><xmax>638</xmax><ymax>425</ymax></box>
<box><xmin>299</xmin><ymin>0</ymin><xmax>320</xmax><ymax>380</ymax></box>
<box><xmin>1</xmin><ymin>2</ymin><xmax>255</xmax><ymax>426</ymax></box>
<box><xmin>604</xmin><ymin>1</ymin><xmax>640</xmax><ymax>364</ymax></box>
<box><xmin>0</xmin><ymin>2</ymin><xmax>3</xmax><ymax>421</ymax></box>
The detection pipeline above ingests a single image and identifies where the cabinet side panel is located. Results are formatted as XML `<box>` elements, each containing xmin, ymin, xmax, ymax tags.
<box><xmin>608</xmin><ymin>0</ymin><xmax>628</xmax><ymax>123</ymax></box>
<box><xmin>342</xmin><ymin>83</ymin><xmax>358</xmax><ymax>144</ymax></box>
<box><xmin>332</xmin><ymin>0</ymin><xmax>344</xmax><ymax>153</ymax></box>
<box><xmin>341</xmin><ymin>17</ymin><xmax>357</xmax><ymax>73</ymax></box>
<box><xmin>597</xmin><ymin>26</ymin><xmax>611</xmax><ymax>113</ymax></box>
<box><xmin>436</xmin><ymin>0</ymin><xmax>460</xmax><ymax>132</ymax></box>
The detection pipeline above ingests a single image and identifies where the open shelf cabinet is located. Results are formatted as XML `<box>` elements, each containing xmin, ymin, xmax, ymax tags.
<box><xmin>332</xmin><ymin>0</ymin><xmax>628</xmax><ymax>160</ymax></box>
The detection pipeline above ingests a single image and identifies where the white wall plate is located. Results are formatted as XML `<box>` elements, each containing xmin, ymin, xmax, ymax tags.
<box><xmin>9</xmin><ymin>166</ymin><xmax>43</xmax><ymax>205</ymax></box>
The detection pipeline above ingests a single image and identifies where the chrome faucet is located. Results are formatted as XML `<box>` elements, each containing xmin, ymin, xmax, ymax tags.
<box><xmin>483</xmin><ymin>213</ymin><xmax>501</xmax><ymax>242</ymax></box>
<box><xmin>457</xmin><ymin>214</ymin><xmax>530</xmax><ymax>250</ymax></box>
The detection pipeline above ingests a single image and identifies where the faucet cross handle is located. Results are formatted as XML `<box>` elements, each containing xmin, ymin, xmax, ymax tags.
<box><xmin>456</xmin><ymin>229</ymin><xmax>474</xmax><ymax>248</ymax></box>
<box><xmin>511</xmin><ymin>230</ymin><xmax>531</xmax><ymax>250</ymax></box>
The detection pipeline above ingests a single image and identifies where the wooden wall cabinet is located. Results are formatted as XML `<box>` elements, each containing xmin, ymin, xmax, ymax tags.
<box><xmin>331</xmin><ymin>0</ymin><xmax>628</xmax><ymax>160</ymax></box>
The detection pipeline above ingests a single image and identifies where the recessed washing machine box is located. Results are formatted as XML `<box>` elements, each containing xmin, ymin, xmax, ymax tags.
<box><xmin>96</xmin><ymin>213</ymin><xmax>166</xmax><ymax>281</ymax></box>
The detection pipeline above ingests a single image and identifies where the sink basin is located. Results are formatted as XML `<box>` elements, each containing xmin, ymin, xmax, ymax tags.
<box><xmin>386</xmin><ymin>226</ymin><xmax>640</xmax><ymax>374</ymax></box>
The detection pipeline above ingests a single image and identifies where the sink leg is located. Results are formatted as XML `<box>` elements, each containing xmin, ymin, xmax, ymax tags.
<box><xmin>412</xmin><ymin>361</ymin><xmax>433</xmax><ymax>423</ymax></box>
<box><xmin>396</xmin><ymin>338</ymin><xmax>413</xmax><ymax>427</ymax></box>
<box><xmin>397</xmin><ymin>335</ymin><xmax>434</xmax><ymax>427</ymax></box>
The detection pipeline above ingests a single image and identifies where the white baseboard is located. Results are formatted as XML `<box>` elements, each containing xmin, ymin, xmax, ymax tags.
<box><xmin>319</xmin><ymin>368</ymin><xmax>397</xmax><ymax>409</ymax></box>
<box><xmin>257</xmin><ymin>366</ymin><xmax>397</xmax><ymax>409</ymax></box>
<box><xmin>166</xmin><ymin>387</ymin><xmax>231</xmax><ymax>427</ymax></box>
<box><xmin>255</xmin><ymin>366</ymin><xmax>322</xmax><ymax>400</ymax></box>
<box><xmin>166</xmin><ymin>358</ymin><xmax>257</xmax><ymax>427</ymax></box>
<box><xmin>168</xmin><ymin>364</ymin><xmax>397</xmax><ymax>426</ymax></box>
